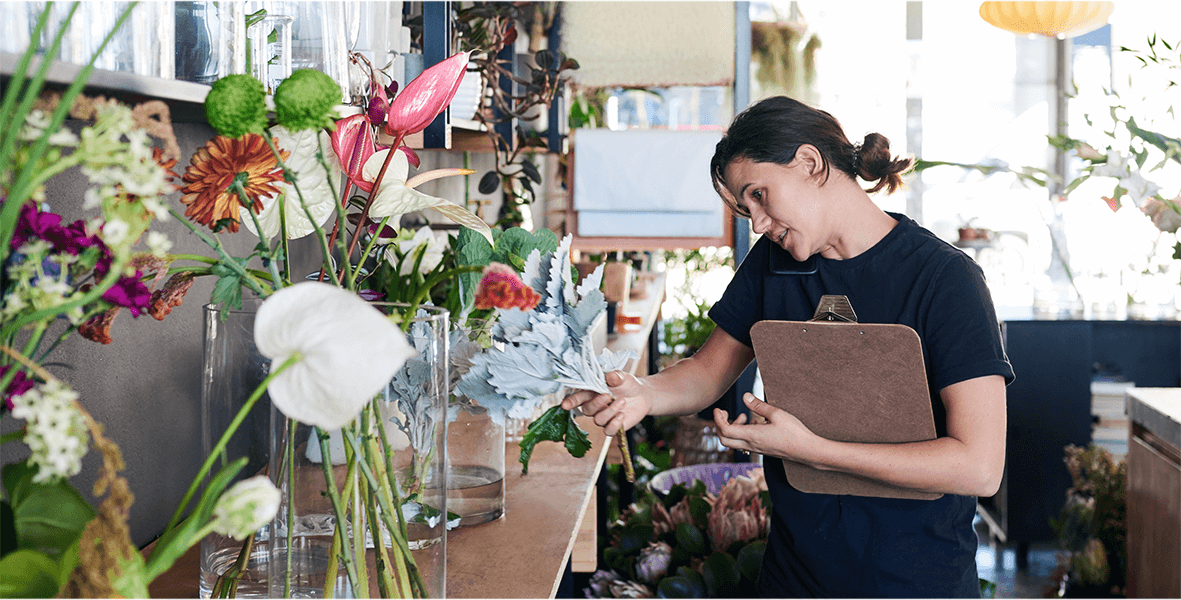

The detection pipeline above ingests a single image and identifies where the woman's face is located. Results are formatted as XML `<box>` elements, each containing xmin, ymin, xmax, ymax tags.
<box><xmin>723</xmin><ymin>156</ymin><xmax>830</xmax><ymax>262</ymax></box>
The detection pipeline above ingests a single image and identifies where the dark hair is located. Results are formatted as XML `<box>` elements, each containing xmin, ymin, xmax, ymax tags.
<box><xmin>710</xmin><ymin>96</ymin><xmax>913</xmax><ymax>217</ymax></box>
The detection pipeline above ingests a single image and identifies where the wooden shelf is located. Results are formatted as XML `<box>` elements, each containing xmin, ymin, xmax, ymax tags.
<box><xmin>1</xmin><ymin>51</ymin><xmax>210</xmax><ymax>123</ymax></box>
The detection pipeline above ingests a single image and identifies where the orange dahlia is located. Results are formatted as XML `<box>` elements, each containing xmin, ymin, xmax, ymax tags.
<box><xmin>179</xmin><ymin>133</ymin><xmax>289</xmax><ymax>232</ymax></box>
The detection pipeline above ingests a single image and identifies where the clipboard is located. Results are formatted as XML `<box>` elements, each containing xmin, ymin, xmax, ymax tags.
<box><xmin>750</xmin><ymin>295</ymin><xmax>942</xmax><ymax>500</ymax></box>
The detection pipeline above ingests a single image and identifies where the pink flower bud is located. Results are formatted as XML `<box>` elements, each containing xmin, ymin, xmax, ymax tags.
<box><xmin>367</xmin><ymin>96</ymin><xmax>388</xmax><ymax>125</ymax></box>
<box><xmin>385</xmin><ymin>52</ymin><xmax>471</xmax><ymax>139</ymax></box>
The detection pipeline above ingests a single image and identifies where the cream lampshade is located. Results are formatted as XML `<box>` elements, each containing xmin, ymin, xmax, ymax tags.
<box><xmin>979</xmin><ymin>1</ymin><xmax>1114</xmax><ymax>39</ymax></box>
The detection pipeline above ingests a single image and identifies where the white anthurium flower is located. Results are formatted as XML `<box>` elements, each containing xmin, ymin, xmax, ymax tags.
<box><xmin>210</xmin><ymin>475</ymin><xmax>282</xmax><ymax>540</ymax></box>
<box><xmin>361</xmin><ymin>148</ymin><xmax>493</xmax><ymax>244</ymax></box>
<box><xmin>390</xmin><ymin>226</ymin><xmax>448</xmax><ymax>276</ymax></box>
<box><xmin>254</xmin><ymin>281</ymin><xmax>417</xmax><ymax>431</ymax></box>
<box><xmin>242</xmin><ymin>125</ymin><xmax>342</xmax><ymax>240</ymax></box>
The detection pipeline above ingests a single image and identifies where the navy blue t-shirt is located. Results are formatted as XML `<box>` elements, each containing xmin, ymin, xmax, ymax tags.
<box><xmin>709</xmin><ymin>213</ymin><xmax>1014</xmax><ymax>598</ymax></box>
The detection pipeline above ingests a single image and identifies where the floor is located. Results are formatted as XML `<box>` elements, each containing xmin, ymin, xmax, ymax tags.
<box><xmin>974</xmin><ymin>515</ymin><xmax>1065</xmax><ymax>598</ymax></box>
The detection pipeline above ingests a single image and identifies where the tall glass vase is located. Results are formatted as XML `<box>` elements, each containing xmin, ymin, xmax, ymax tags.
<box><xmin>267</xmin><ymin>304</ymin><xmax>449</xmax><ymax>598</ymax></box>
<box><xmin>446</xmin><ymin>401</ymin><xmax>505</xmax><ymax>526</ymax></box>
<box><xmin>200</xmin><ymin>299</ymin><xmax>272</xmax><ymax>598</ymax></box>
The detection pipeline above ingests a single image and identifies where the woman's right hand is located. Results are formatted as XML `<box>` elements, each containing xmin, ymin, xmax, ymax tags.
<box><xmin>561</xmin><ymin>370</ymin><xmax>653</xmax><ymax>437</ymax></box>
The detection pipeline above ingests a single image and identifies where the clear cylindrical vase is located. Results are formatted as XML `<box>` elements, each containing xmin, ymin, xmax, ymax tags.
<box><xmin>446</xmin><ymin>401</ymin><xmax>505</xmax><ymax>526</ymax></box>
<box><xmin>267</xmin><ymin>304</ymin><xmax>449</xmax><ymax>598</ymax></box>
<box><xmin>200</xmin><ymin>299</ymin><xmax>272</xmax><ymax>598</ymax></box>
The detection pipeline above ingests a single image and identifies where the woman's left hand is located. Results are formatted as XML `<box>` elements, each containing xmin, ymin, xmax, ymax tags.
<box><xmin>713</xmin><ymin>392</ymin><xmax>820</xmax><ymax>462</ymax></box>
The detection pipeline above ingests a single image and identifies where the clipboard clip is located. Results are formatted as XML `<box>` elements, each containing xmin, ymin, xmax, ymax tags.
<box><xmin>810</xmin><ymin>295</ymin><xmax>857</xmax><ymax>323</ymax></box>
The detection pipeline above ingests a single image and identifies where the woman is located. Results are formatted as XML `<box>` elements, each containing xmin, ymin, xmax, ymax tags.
<box><xmin>564</xmin><ymin>96</ymin><xmax>1013</xmax><ymax>598</ymax></box>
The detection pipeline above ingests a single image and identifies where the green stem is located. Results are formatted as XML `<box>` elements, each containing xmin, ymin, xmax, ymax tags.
<box><xmin>234</xmin><ymin>180</ymin><xmax>285</xmax><ymax>289</ymax></box>
<box><xmin>0</xmin><ymin>430</ymin><xmax>25</xmax><ymax>445</ymax></box>
<box><xmin>163</xmin><ymin>354</ymin><xmax>300</xmax><ymax>533</ymax></box>
<box><xmin>283</xmin><ymin>417</ymin><xmax>296</xmax><ymax>598</ymax></box>
<box><xmin>313</xmin><ymin>426</ymin><xmax>365</xmax><ymax>599</ymax></box>
<box><xmin>353</xmin><ymin>215</ymin><xmax>395</xmax><ymax>284</ymax></box>
<box><xmin>260</xmin><ymin>133</ymin><xmax>339</xmax><ymax>289</ymax></box>
<box><xmin>165</xmin><ymin>205</ymin><xmax>273</xmax><ymax>297</ymax></box>
<box><xmin>344</xmin><ymin>133</ymin><xmax>405</xmax><ymax>274</ymax></box>
<box><xmin>278</xmin><ymin>195</ymin><xmax>292</xmax><ymax>286</ymax></box>
<box><xmin>401</xmin><ymin>265</ymin><xmax>483</xmax><ymax>331</ymax></box>
<box><xmin>344</xmin><ymin>423</ymin><xmax>428</xmax><ymax>597</ymax></box>
<box><xmin>211</xmin><ymin>531</ymin><xmax>253</xmax><ymax>598</ymax></box>
<box><xmin>167</xmin><ymin>253</ymin><xmax>219</xmax><ymax>265</ymax></box>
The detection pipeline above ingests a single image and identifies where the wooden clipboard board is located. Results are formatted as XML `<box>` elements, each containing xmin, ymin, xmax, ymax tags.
<box><xmin>750</xmin><ymin>296</ymin><xmax>942</xmax><ymax>500</ymax></box>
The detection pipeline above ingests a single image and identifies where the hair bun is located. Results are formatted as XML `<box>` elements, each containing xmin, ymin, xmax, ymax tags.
<box><xmin>859</xmin><ymin>132</ymin><xmax>913</xmax><ymax>194</ymax></box>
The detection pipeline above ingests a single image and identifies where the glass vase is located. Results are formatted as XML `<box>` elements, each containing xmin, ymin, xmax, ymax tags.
<box><xmin>199</xmin><ymin>299</ymin><xmax>272</xmax><ymax>598</ymax></box>
<box><xmin>446</xmin><ymin>401</ymin><xmax>505</xmax><ymax>526</ymax></box>
<box><xmin>267</xmin><ymin>304</ymin><xmax>449</xmax><ymax>598</ymax></box>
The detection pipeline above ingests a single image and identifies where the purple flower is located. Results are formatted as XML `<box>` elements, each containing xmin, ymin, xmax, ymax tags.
<box><xmin>1</xmin><ymin>366</ymin><xmax>35</xmax><ymax>412</ymax></box>
<box><xmin>100</xmin><ymin>270</ymin><xmax>152</xmax><ymax>317</ymax></box>
<box><xmin>12</xmin><ymin>202</ymin><xmax>106</xmax><ymax>256</ymax></box>
<box><xmin>12</xmin><ymin>203</ymin><xmax>64</xmax><ymax>250</ymax></box>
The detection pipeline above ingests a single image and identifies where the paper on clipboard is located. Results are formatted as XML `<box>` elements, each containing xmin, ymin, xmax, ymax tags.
<box><xmin>749</xmin><ymin>301</ymin><xmax>943</xmax><ymax>500</ymax></box>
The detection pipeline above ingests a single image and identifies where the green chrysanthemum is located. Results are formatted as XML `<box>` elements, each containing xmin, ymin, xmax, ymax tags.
<box><xmin>273</xmin><ymin>69</ymin><xmax>340</xmax><ymax>132</ymax></box>
<box><xmin>203</xmin><ymin>74</ymin><xmax>268</xmax><ymax>138</ymax></box>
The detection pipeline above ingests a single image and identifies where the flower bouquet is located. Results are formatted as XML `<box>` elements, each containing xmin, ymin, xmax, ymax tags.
<box><xmin>458</xmin><ymin>234</ymin><xmax>638</xmax><ymax>476</ymax></box>
<box><xmin>586</xmin><ymin>467</ymin><xmax>770</xmax><ymax>599</ymax></box>
<box><xmin>1</xmin><ymin>2</ymin><xmax>509</xmax><ymax>598</ymax></box>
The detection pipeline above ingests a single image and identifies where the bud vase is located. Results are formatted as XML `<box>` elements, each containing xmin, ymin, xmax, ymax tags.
<box><xmin>446</xmin><ymin>401</ymin><xmax>506</xmax><ymax>526</ymax></box>
<box><xmin>199</xmin><ymin>299</ymin><xmax>272</xmax><ymax>598</ymax></box>
<box><xmin>267</xmin><ymin>304</ymin><xmax>449</xmax><ymax>598</ymax></box>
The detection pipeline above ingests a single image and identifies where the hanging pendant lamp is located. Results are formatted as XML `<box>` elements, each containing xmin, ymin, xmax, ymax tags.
<box><xmin>979</xmin><ymin>1</ymin><xmax>1114</xmax><ymax>39</ymax></box>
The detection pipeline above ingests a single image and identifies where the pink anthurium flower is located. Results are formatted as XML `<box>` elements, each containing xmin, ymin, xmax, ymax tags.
<box><xmin>385</xmin><ymin>51</ymin><xmax>471</xmax><ymax>139</ymax></box>
<box><xmin>330</xmin><ymin>114</ymin><xmax>419</xmax><ymax>194</ymax></box>
<box><xmin>361</xmin><ymin>147</ymin><xmax>493</xmax><ymax>244</ymax></box>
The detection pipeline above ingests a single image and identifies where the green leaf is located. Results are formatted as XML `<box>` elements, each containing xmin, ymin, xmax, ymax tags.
<box><xmin>701</xmin><ymin>552</ymin><xmax>740</xmax><ymax>597</ymax></box>
<box><xmin>490</xmin><ymin>227</ymin><xmax>559</xmax><ymax>268</ymax></box>
<box><xmin>1</xmin><ymin>501</ymin><xmax>16</xmax><ymax>558</ymax></box>
<box><xmin>210</xmin><ymin>272</ymin><xmax>245</xmax><ymax>312</ymax></box>
<box><xmin>112</xmin><ymin>551</ymin><xmax>150</xmax><ymax>599</ymax></box>
<box><xmin>656</xmin><ymin>574</ymin><xmax>704</xmax><ymax>598</ymax></box>
<box><xmin>688</xmin><ymin>496</ymin><xmax>711</xmax><ymax>529</ymax></box>
<box><xmin>1126</xmin><ymin>117</ymin><xmax>1181</xmax><ymax>166</ymax></box>
<box><xmin>1</xmin><ymin>463</ymin><xmax>94</xmax><ymax>556</ymax></box>
<box><xmin>602</xmin><ymin>547</ymin><xmax>629</xmax><ymax>573</ymax></box>
<box><xmin>674</xmin><ymin>522</ymin><xmax>708</xmax><ymax>557</ymax></box>
<box><xmin>0</xmin><ymin>549</ymin><xmax>62</xmax><ymax>597</ymax></box>
<box><xmin>146</xmin><ymin>457</ymin><xmax>247</xmax><ymax>581</ymax></box>
<box><xmin>616</xmin><ymin>523</ymin><xmax>654</xmax><ymax>555</ymax></box>
<box><xmin>54</xmin><ymin>538</ymin><xmax>80</xmax><ymax>589</ymax></box>
<box><xmin>562</xmin><ymin>410</ymin><xmax>592</xmax><ymax>459</ymax></box>
<box><xmin>735</xmin><ymin>540</ymin><xmax>766</xmax><ymax>583</ymax></box>
<box><xmin>518</xmin><ymin>405</ymin><xmax>592</xmax><ymax>474</ymax></box>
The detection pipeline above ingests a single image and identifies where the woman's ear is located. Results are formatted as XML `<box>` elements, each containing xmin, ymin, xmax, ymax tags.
<box><xmin>792</xmin><ymin>144</ymin><xmax>826</xmax><ymax>178</ymax></box>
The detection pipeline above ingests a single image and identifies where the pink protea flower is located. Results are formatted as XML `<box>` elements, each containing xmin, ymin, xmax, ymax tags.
<box><xmin>474</xmin><ymin>262</ymin><xmax>541</xmax><ymax>311</ymax></box>
<box><xmin>707</xmin><ymin>470</ymin><xmax>770</xmax><ymax>553</ymax></box>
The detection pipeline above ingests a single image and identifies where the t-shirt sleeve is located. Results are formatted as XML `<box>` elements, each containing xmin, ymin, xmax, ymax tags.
<box><xmin>707</xmin><ymin>237</ymin><xmax>770</xmax><ymax>348</ymax></box>
<box><xmin>923</xmin><ymin>253</ymin><xmax>1015</xmax><ymax>391</ymax></box>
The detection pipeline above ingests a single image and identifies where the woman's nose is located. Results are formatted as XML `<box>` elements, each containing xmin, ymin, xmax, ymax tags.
<box><xmin>750</xmin><ymin>210</ymin><xmax>771</xmax><ymax>234</ymax></box>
